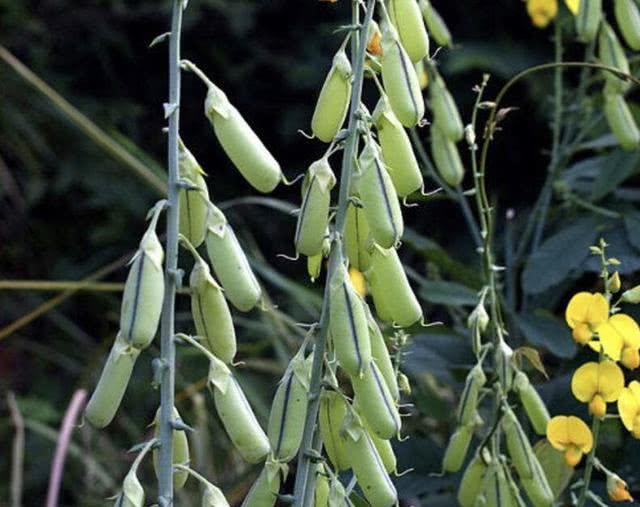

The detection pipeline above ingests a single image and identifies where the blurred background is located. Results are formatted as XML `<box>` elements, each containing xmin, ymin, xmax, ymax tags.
<box><xmin>2</xmin><ymin>0</ymin><xmax>640</xmax><ymax>505</ymax></box>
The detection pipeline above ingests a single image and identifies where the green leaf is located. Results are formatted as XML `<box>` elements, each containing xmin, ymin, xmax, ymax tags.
<box><xmin>590</xmin><ymin>150</ymin><xmax>640</xmax><ymax>202</ymax></box>
<box><xmin>624</xmin><ymin>210</ymin><xmax>640</xmax><ymax>251</ymax></box>
<box><xmin>419</xmin><ymin>280</ymin><xmax>478</xmax><ymax>307</ymax></box>
<box><xmin>512</xmin><ymin>310</ymin><xmax>576</xmax><ymax>359</ymax></box>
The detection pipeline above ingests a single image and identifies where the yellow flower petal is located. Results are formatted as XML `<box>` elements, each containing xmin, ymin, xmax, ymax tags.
<box><xmin>527</xmin><ymin>0</ymin><xmax>559</xmax><ymax>28</ymax></box>
<box><xmin>567</xmin><ymin>415</ymin><xmax>593</xmax><ymax>453</ymax></box>
<box><xmin>598</xmin><ymin>361</ymin><xmax>625</xmax><ymax>401</ymax></box>
<box><xmin>596</xmin><ymin>321</ymin><xmax>625</xmax><ymax>361</ymax></box>
<box><xmin>349</xmin><ymin>267</ymin><xmax>367</xmax><ymax>298</ymax></box>
<box><xmin>611</xmin><ymin>314</ymin><xmax>640</xmax><ymax>348</ymax></box>
<box><xmin>546</xmin><ymin>415</ymin><xmax>592</xmax><ymax>461</ymax></box>
<box><xmin>565</xmin><ymin>292</ymin><xmax>609</xmax><ymax>330</ymax></box>
<box><xmin>547</xmin><ymin>415</ymin><xmax>571</xmax><ymax>450</ymax></box>
<box><xmin>564</xmin><ymin>0</ymin><xmax>579</xmax><ymax>15</ymax></box>
<box><xmin>586</xmin><ymin>293</ymin><xmax>609</xmax><ymax>327</ymax></box>
<box><xmin>571</xmin><ymin>361</ymin><xmax>624</xmax><ymax>404</ymax></box>
<box><xmin>571</xmin><ymin>362</ymin><xmax>600</xmax><ymax>402</ymax></box>
<box><xmin>618</xmin><ymin>381</ymin><xmax>640</xmax><ymax>433</ymax></box>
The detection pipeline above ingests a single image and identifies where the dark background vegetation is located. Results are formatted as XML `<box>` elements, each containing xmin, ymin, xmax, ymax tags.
<box><xmin>2</xmin><ymin>1</ymin><xmax>640</xmax><ymax>505</ymax></box>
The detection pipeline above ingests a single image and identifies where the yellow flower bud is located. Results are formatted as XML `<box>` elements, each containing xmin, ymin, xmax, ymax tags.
<box><xmin>609</xmin><ymin>271</ymin><xmax>622</xmax><ymax>293</ymax></box>
<box><xmin>589</xmin><ymin>394</ymin><xmax>607</xmax><ymax>418</ymax></box>
<box><xmin>607</xmin><ymin>473</ymin><xmax>634</xmax><ymax>502</ymax></box>
<box><xmin>621</xmin><ymin>347</ymin><xmax>640</xmax><ymax>370</ymax></box>
<box><xmin>572</xmin><ymin>323</ymin><xmax>592</xmax><ymax>345</ymax></box>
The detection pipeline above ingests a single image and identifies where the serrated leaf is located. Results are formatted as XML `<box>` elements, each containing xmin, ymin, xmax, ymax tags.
<box><xmin>419</xmin><ymin>280</ymin><xmax>478</xmax><ymax>307</ymax></box>
<box><xmin>513</xmin><ymin>346</ymin><xmax>548</xmax><ymax>379</ymax></box>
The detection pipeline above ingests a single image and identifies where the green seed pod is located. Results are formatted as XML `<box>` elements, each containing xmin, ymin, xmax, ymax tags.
<box><xmin>369</xmin><ymin>245</ymin><xmax>422</xmax><ymax>328</ymax></box>
<box><xmin>533</xmin><ymin>439</ymin><xmax>574</xmax><ymax>500</ymax></box>
<box><xmin>353</xmin><ymin>398</ymin><xmax>397</xmax><ymax>473</ymax></box>
<box><xmin>85</xmin><ymin>334</ymin><xmax>140</xmax><ymax>428</ymax></box>
<box><xmin>116</xmin><ymin>470</ymin><xmax>144</xmax><ymax>507</ymax></box>
<box><xmin>429</xmin><ymin>75</ymin><xmax>464</xmax><ymax>142</ymax></box>
<box><xmin>576</xmin><ymin>0</ymin><xmax>602</xmax><ymax>43</ymax></box>
<box><xmin>212</xmin><ymin>370</ymin><xmax>271</xmax><ymax>463</ymax></box>
<box><xmin>178</xmin><ymin>140</ymin><xmax>210</xmax><ymax>248</ymax></box>
<box><xmin>457</xmin><ymin>364</ymin><xmax>487</xmax><ymax>426</ymax></box>
<box><xmin>442</xmin><ymin>422</ymin><xmax>474</xmax><ymax>473</ymax></box>
<box><xmin>604</xmin><ymin>93</ymin><xmax>640</xmax><ymax>151</ymax></box>
<box><xmin>381</xmin><ymin>25</ymin><xmax>425</xmax><ymax>127</ymax></box>
<box><xmin>307</xmin><ymin>234</ymin><xmax>330</xmax><ymax>282</ymax></box>
<box><xmin>481</xmin><ymin>463</ymin><xmax>516</xmax><ymax>507</ymax></box>
<box><xmin>615</xmin><ymin>0</ymin><xmax>640</xmax><ymax>50</ymax></box>
<box><xmin>314</xmin><ymin>467</ymin><xmax>330</xmax><ymax>507</ymax></box>
<box><xmin>295</xmin><ymin>158</ymin><xmax>336</xmax><ymax>256</ymax></box>
<box><xmin>240</xmin><ymin>462</ymin><xmax>282</xmax><ymax>507</ymax></box>
<box><xmin>329</xmin><ymin>264</ymin><xmax>372</xmax><ymax>377</ymax></box>
<box><xmin>521</xmin><ymin>475</ymin><xmax>554</xmax><ymax>507</ymax></box>
<box><xmin>599</xmin><ymin>21</ymin><xmax>631</xmax><ymax>94</ymax></box>
<box><xmin>205</xmin><ymin>85</ymin><xmax>282</xmax><ymax>193</ymax></box>
<box><xmin>344</xmin><ymin>200</ymin><xmax>371</xmax><ymax>272</ymax></box>
<box><xmin>190</xmin><ymin>257</ymin><xmax>236</xmax><ymax>364</ymax></box>
<box><xmin>345</xmin><ymin>424</ymin><xmax>398</xmax><ymax>507</ymax></box>
<box><xmin>495</xmin><ymin>340</ymin><xmax>514</xmax><ymax>392</ymax></box>
<box><xmin>514</xmin><ymin>371</ymin><xmax>550</xmax><ymax>436</ymax></box>
<box><xmin>318</xmin><ymin>390</ymin><xmax>351</xmax><ymax>471</ymax></box>
<box><xmin>120</xmin><ymin>224</ymin><xmax>164</xmax><ymax>350</ymax></box>
<box><xmin>372</xmin><ymin>96</ymin><xmax>424</xmax><ymax>197</ymax></box>
<box><xmin>389</xmin><ymin>0</ymin><xmax>430</xmax><ymax>63</ymax></box>
<box><xmin>430</xmin><ymin>122</ymin><xmax>464</xmax><ymax>186</ymax></box>
<box><xmin>152</xmin><ymin>407</ymin><xmax>190</xmax><ymax>490</ymax></box>
<box><xmin>420</xmin><ymin>0</ymin><xmax>453</xmax><ymax>48</ymax></box>
<box><xmin>202</xmin><ymin>484</ymin><xmax>231</xmax><ymax>507</ymax></box>
<box><xmin>351</xmin><ymin>361</ymin><xmax>401</xmax><ymax>439</ymax></box>
<box><xmin>365</xmin><ymin>305</ymin><xmax>400</xmax><ymax>401</ymax></box>
<box><xmin>366</xmin><ymin>269</ymin><xmax>394</xmax><ymax>324</ymax></box>
<box><xmin>358</xmin><ymin>140</ymin><xmax>404</xmax><ymax>248</ymax></box>
<box><xmin>205</xmin><ymin>204</ymin><xmax>262</xmax><ymax>312</ymax></box>
<box><xmin>267</xmin><ymin>351</ymin><xmax>311</xmax><ymax>462</ymax></box>
<box><xmin>311</xmin><ymin>48</ymin><xmax>352</xmax><ymax>143</ymax></box>
<box><xmin>458</xmin><ymin>449</ymin><xmax>490</xmax><ymax>507</ymax></box>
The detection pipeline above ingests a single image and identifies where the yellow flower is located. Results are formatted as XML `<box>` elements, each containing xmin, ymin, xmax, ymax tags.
<box><xmin>607</xmin><ymin>473</ymin><xmax>634</xmax><ymax>502</ymax></box>
<box><xmin>526</xmin><ymin>0</ymin><xmax>580</xmax><ymax>27</ymax></box>
<box><xmin>571</xmin><ymin>361</ymin><xmax>625</xmax><ymax>418</ymax></box>
<box><xmin>618</xmin><ymin>380</ymin><xmax>640</xmax><ymax>438</ymax></box>
<box><xmin>546</xmin><ymin>415</ymin><xmax>593</xmax><ymax>466</ymax></box>
<box><xmin>565</xmin><ymin>292</ymin><xmax>609</xmax><ymax>345</ymax></box>
<box><xmin>593</xmin><ymin>314</ymin><xmax>640</xmax><ymax>369</ymax></box>
<box><xmin>349</xmin><ymin>267</ymin><xmax>367</xmax><ymax>297</ymax></box>
<box><xmin>564</xmin><ymin>0</ymin><xmax>580</xmax><ymax>15</ymax></box>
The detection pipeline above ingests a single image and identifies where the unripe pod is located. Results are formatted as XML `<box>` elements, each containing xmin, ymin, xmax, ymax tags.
<box><xmin>329</xmin><ymin>264</ymin><xmax>372</xmax><ymax>377</ymax></box>
<box><xmin>351</xmin><ymin>361</ymin><xmax>402</xmax><ymax>439</ymax></box>
<box><xmin>212</xmin><ymin>373</ymin><xmax>271</xmax><ymax>463</ymax></box>
<box><xmin>381</xmin><ymin>25</ymin><xmax>425</xmax><ymax>127</ymax></box>
<box><xmin>267</xmin><ymin>352</ymin><xmax>311</xmax><ymax>462</ymax></box>
<box><xmin>368</xmin><ymin>245</ymin><xmax>423</xmax><ymax>328</ymax></box>
<box><xmin>615</xmin><ymin>0</ymin><xmax>640</xmax><ymax>50</ymax></box>
<box><xmin>205</xmin><ymin>85</ymin><xmax>281</xmax><ymax>193</ymax></box>
<box><xmin>420</xmin><ymin>0</ymin><xmax>453</xmax><ymax>48</ymax></box>
<box><xmin>307</xmin><ymin>234</ymin><xmax>330</xmax><ymax>282</ymax></box>
<box><xmin>521</xmin><ymin>475</ymin><xmax>554</xmax><ymax>507</ymax></box>
<box><xmin>314</xmin><ymin>465</ymin><xmax>330</xmax><ymax>507</ymax></box>
<box><xmin>358</xmin><ymin>140</ymin><xmax>404</xmax><ymax>248</ymax></box>
<box><xmin>457</xmin><ymin>364</ymin><xmax>487</xmax><ymax>425</ymax></box>
<box><xmin>442</xmin><ymin>422</ymin><xmax>473</xmax><ymax>473</ymax></box>
<box><xmin>354</xmin><ymin>398</ymin><xmax>397</xmax><ymax>473</ymax></box>
<box><xmin>389</xmin><ymin>0</ymin><xmax>430</xmax><ymax>63</ymax></box>
<box><xmin>345</xmin><ymin>424</ymin><xmax>398</xmax><ymax>507</ymax></box>
<box><xmin>205</xmin><ymin>204</ymin><xmax>262</xmax><ymax>312</ymax></box>
<box><xmin>599</xmin><ymin>22</ymin><xmax>631</xmax><ymax>94</ymax></box>
<box><xmin>365</xmin><ymin>306</ymin><xmax>400</xmax><ymax>401</ymax></box>
<box><xmin>241</xmin><ymin>462</ymin><xmax>282</xmax><ymax>507</ymax></box>
<box><xmin>318</xmin><ymin>390</ymin><xmax>351</xmax><ymax>471</ymax></box>
<box><xmin>416</xmin><ymin>60</ymin><xmax>429</xmax><ymax>90</ymax></box>
<box><xmin>533</xmin><ymin>439</ymin><xmax>574</xmax><ymax>500</ymax></box>
<box><xmin>115</xmin><ymin>470</ymin><xmax>145</xmax><ymax>507</ymax></box>
<box><xmin>202</xmin><ymin>484</ymin><xmax>231</xmax><ymax>507</ymax></box>
<box><xmin>366</xmin><ymin>269</ymin><xmax>394</xmax><ymax>323</ymax></box>
<box><xmin>458</xmin><ymin>449</ymin><xmax>489</xmax><ymax>507</ymax></box>
<box><xmin>604</xmin><ymin>92</ymin><xmax>640</xmax><ymax>151</ymax></box>
<box><xmin>152</xmin><ymin>407</ymin><xmax>190</xmax><ymax>490</ymax></box>
<box><xmin>311</xmin><ymin>48</ymin><xmax>352</xmax><ymax>143</ymax></box>
<box><xmin>190</xmin><ymin>258</ymin><xmax>236</xmax><ymax>364</ymax></box>
<box><xmin>514</xmin><ymin>371</ymin><xmax>550</xmax><ymax>436</ymax></box>
<box><xmin>85</xmin><ymin>334</ymin><xmax>140</xmax><ymax>428</ymax></box>
<box><xmin>344</xmin><ymin>199</ymin><xmax>371</xmax><ymax>272</ymax></box>
<box><xmin>372</xmin><ymin>96</ymin><xmax>424</xmax><ymax>197</ymax></box>
<box><xmin>120</xmin><ymin>225</ymin><xmax>164</xmax><ymax>350</ymax></box>
<box><xmin>178</xmin><ymin>140</ymin><xmax>209</xmax><ymax>248</ymax></box>
<box><xmin>295</xmin><ymin>158</ymin><xmax>336</xmax><ymax>257</ymax></box>
<box><xmin>576</xmin><ymin>0</ymin><xmax>602</xmax><ymax>43</ymax></box>
<box><xmin>481</xmin><ymin>463</ymin><xmax>516</xmax><ymax>507</ymax></box>
<box><xmin>429</xmin><ymin>75</ymin><xmax>464</xmax><ymax>142</ymax></box>
<box><xmin>430</xmin><ymin>122</ymin><xmax>464</xmax><ymax>186</ymax></box>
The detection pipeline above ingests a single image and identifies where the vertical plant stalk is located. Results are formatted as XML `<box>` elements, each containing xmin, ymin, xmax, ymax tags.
<box><xmin>7</xmin><ymin>392</ymin><xmax>25</xmax><ymax>507</ymax></box>
<box><xmin>292</xmin><ymin>1</ymin><xmax>375</xmax><ymax>506</ymax></box>
<box><xmin>577</xmin><ymin>410</ymin><xmax>601</xmax><ymax>507</ymax></box>
<box><xmin>158</xmin><ymin>1</ymin><xmax>183</xmax><ymax>505</ymax></box>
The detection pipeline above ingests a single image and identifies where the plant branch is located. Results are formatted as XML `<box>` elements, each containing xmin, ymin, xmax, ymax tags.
<box><xmin>7</xmin><ymin>392</ymin><xmax>25</xmax><ymax>507</ymax></box>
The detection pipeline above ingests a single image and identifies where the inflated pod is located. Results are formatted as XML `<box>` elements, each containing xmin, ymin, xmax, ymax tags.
<box><xmin>365</xmin><ymin>306</ymin><xmax>400</xmax><ymax>401</ymax></box>
<box><xmin>599</xmin><ymin>22</ymin><xmax>630</xmax><ymax>94</ymax></box>
<box><xmin>533</xmin><ymin>439</ymin><xmax>574</xmax><ymax>500</ymax></box>
<box><xmin>381</xmin><ymin>25</ymin><xmax>425</xmax><ymax>127</ymax></box>
<box><xmin>307</xmin><ymin>234</ymin><xmax>330</xmax><ymax>282</ymax></box>
<box><xmin>120</xmin><ymin>224</ymin><xmax>164</xmax><ymax>350</ymax></box>
<box><xmin>604</xmin><ymin>92</ymin><xmax>640</xmax><ymax>151</ymax></box>
<box><xmin>205</xmin><ymin>84</ymin><xmax>281</xmax><ymax>193</ymax></box>
<box><xmin>295</xmin><ymin>158</ymin><xmax>336</xmax><ymax>257</ymax></box>
<box><xmin>205</xmin><ymin>204</ymin><xmax>262</xmax><ymax>311</ymax></box>
<box><xmin>311</xmin><ymin>48</ymin><xmax>352</xmax><ymax>143</ymax></box>
<box><xmin>351</xmin><ymin>361</ymin><xmax>401</xmax><ymax>439</ymax></box>
<box><xmin>178</xmin><ymin>140</ymin><xmax>209</xmax><ymax>248</ymax></box>
<box><xmin>430</xmin><ymin>122</ymin><xmax>464</xmax><ymax>186</ymax></box>
<box><xmin>189</xmin><ymin>257</ymin><xmax>236</xmax><ymax>364</ymax></box>
<box><xmin>116</xmin><ymin>470</ymin><xmax>144</xmax><ymax>507</ymax></box>
<box><xmin>85</xmin><ymin>334</ymin><xmax>140</xmax><ymax>428</ymax></box>
<box><xmin>576</xmin><ymin>0</ymin><xmax>602</xmax><ymax>43</ymax></box>
<box><xmin>212</xmin><ymin>373</ymin><xmax>271</xmax><ymax>463</ymax></box>
<box><xmin>354</xmin><ymin>398</ymin><xmax>397</xmax><ymax>473</ymax></box>
<box><xmin>615</xmin><ymin>0</ymin><xmax>640</xmax><ymax>50</ymax></box>
<box><xmin>240</xmin><ymin>464</ymin><xmax>281</xmax><ymax>507</ymax></box>
<box><xmin>366</xmin><ymin>269</ymin><xmax>394</xmax><ymax>323</ymax></box>
<box><xmin>521</xmin><ymin>472</ymin><xmax>554</xmax><ymax>507</ymax></box>
<box><xmin>458</xmin><ymin>450</ymin><xmax>489</xmax><ymax>507</ymax></box>
<box><xmin>358</xmin><ymin>140</ymin><xmax>404</xmax><ymax>248</ymax></box>
<box><xmin>514</xmin><ymin>371</ymin><xmax>549</xmax><ymax>436</ymax></box>
<box><xmin>202</xmin><ymin>484</ymin><xmax>231</xmax><ymax>507</ymax></box>
<box><xmin>429</xmin><ymin>74</ymin><xmax>464</xmax><ymax>141</ymax></box>
<box><xmin>457</xmin><ymin>364</ymin><xmax>487</xmax><ymax>425</ymax></box>
<box><xmin>318</xmin><ymin>390</ymin><xmax>351</xmax><ymax>471</ymax></box>
<box><xmin>344</xmin><ymin>200</ymin><xmax>371</xmax><ymax>272</ymax></box>
<box><xmin>314</xmin><ymin>465</ymin><xmax>330</xmax><ymax>507</ymax></box>
<box><xmin>369</xmin><ymin>245</ymin><xmax>423</xmax><ymax>328</ymax></box>
<box><xmin>389</xmin><ymin>0</ymin><xmax>430</xmax><ymax>63</ymax></box>
<box><xmin>267</xmin><ymin>352</ymin><xmax>311</xmax><ymax>462</ymax></box>
<box><xmin>329</xmin><ymin>264</ymin><xmax>372</xmax><ymax>377</ymax></box>
<box><xmin>152</xmin><ymin>407</ymin><xmax>190</xmax><ymax>490</ymax></box>
<box><xmin>420</xmin><ymin>0</ymin><xmax>453</xmax><ymax>48</ymax></box>
<box><xmin>442</xmin><ymin>422</ymin><xmax>473</xmax><ymax>472</ymax></box>
<box><xmin>372</xmin><ymin>96</ymin><xmax>424</xmax><ymax>197</ymax></box>
<box><xmin>480</xmin><ymin>463</ymin><xmax>516</xmax><ymax>507</ymax></box>
<box><xmin>416</xmin><ymin>60</ymin><xmax>429</xmax><ymax>90</ymax></box>
<box><xmin>344</xmin><ymin>424</ymin><xmax>398</xmax><ymax>507</ymax></box>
